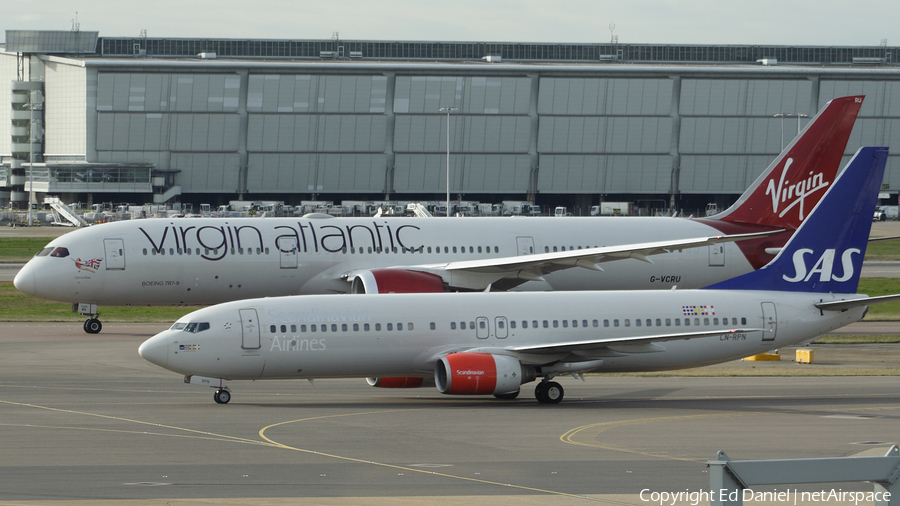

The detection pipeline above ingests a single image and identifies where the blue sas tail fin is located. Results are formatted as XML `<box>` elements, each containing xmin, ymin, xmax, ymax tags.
<box><xmin>705</xmin><ymin>146</ymin><xmax>888</xmax><ymax>294</ymax></box>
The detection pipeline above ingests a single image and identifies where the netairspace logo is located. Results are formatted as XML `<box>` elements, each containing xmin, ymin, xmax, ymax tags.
<box><xmin>639</xmin><ymin>488</ymin><xmax>891</xmax><ymax>506</ymax></box>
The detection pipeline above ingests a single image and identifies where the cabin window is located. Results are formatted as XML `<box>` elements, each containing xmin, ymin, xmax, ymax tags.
<box><xmin>408</xmin><ymin>323</ymin><xmax>414</xmax><ymax>330</ymax></box>
<box><xmin>329</xmin><ymin>324</ymin><xmax>336</xmax><ymax>332</ymax></box>
<box><xmin>469</xmin><ymin>246</ymin><xmax>474</xmax><ymax>253</ymax></box>
<box><xmin>142</xmin><ymin>248</ymin><xmax>148</xmax><ymax>255</ymax></box>
<box><xmin>310</xmin><ymin>325</ymin><xmax>316</xmax><ymax>332</ymax></box>
<box><xmin>646</xmin><ymin>319</ymin><xmax>652</xmax><ymax>327</ymax></box>
<box><xmin>429</xmin><ymin>322</ymin><xmax>435</xmax><ymax>330</ymax></box>
<box><xmin>444</xmin><ymin>247</ymin><xmax>449</xmax><ymax>253</ymax></box>
<box><xmin>624</xmin><ymin>319</ymin><xmax>630</xmax><ymax>327</ymax></box>
<box><xmin>561</xmin><ymin>320</ymin><xmax>567</xmax><ymax>328</ymax></box>
<box><xmin>714</xmin><ymin>318</ymin><xmax>719</xmax><ymax>325</ymax></box>
<box><xmin>510</xmin><ymin>321</ymin><xmax>516</xmax><ymax>329</ymax></box>
<box><xmin>290</xmin><ymin>325</ymin><xmax>296</xmax><ymax>332</ymax></box>
<box><xmin>364</xmin><ymin>323</ymin><xmax>370</xmax><ymax>331</ymax></box>
<box><xmin>532</xmin><ymin>320</ymin><xmax>538</xmax><ymax>328</ymax></box>
<box><xmin>545</xmin><ymin>246</ymin><xmax>550</xmax><ymax>253</ymax></box>
<box><xmin>353</xmin><ymin>323</ymin><xmax>359</xmax><ymax>331</ymax></box>
<box><xmin>674</xmin><ymin>319</ymin><xmax>680</xmax><ymax>327</ymax></box>
<box><xmin>603</xmin><ymin>319</ymin><xmax>609</xmax><ymax>327</ymax></box>
<box><xmin>494</xmin><ymin>247</ymin><xmax>499</xmax><ymax>253</ymax></box>
<box><xmin>704</xmin><ymin>318</ymin><xmax>709</xmax><ymax>326</ymax></box>
<box><xmin>265</xmin><ymin>248</ymin><xmax>270</xmax><ymax>254</ymax></box>
<box><xmin>342</xmin><ymin>324</ymin><xmax>348</xmax><ymax>331</ymax></box>
<box><xmin>613</xmin><ymin>319</ymin><xmax>619</xmax><ymax>327</ymax></box>
<box><xmin>301</xmin><ymin>325</ymin><xmax>307</xmax><ymax>332</ymax></box>
<box><xmin>553</xmin><ymin>246</ymin><xmax>558</xmax><ymax>252</ymax></box>
<box><xmin>375</xmin><ymin>323</ymin><xmax>382</xmax><ymax>331</ymax></box>
<box><xmin>428</xmin><ymin>247</ymin><xmax>432</xmax><ymax>253</ymax></box>
<box><xmin>478</xmin><ymin>246</ymin><xmax>483</xmax><ymax>253</ymax></box>
<box><xmin>543</xmin><ymin>320</ymin><xmax>549</xmax><ymax>328</ymax></box>
<box><xmin>592</xmin><ymin>320</ymin><xmax>598</xmax><ymax>327</ymax></box>
<box><xmin>520</xmin><ymin>321</ymin><xmax>527</xmax><ymax>328</ymax></box>
<box><xmin>186</xmin><ymin>248</ymin><xmax>191</xmax><ymax>256</ymax></box>
<box><xmin>635</xmin><ymin>319</ymin><xmax>641</xmax><ymax>327</ymax></box>
<box><xmin>269</xmin><ymin>325</ymin><xmax>277</xmax><ymax>333</ymax></box>
<box><xmin>452</xmin><ymin>247</ymin><xmax>457</xmax><ymax>253</ymax></box>
<box><xmin>319</xmin><ymin>324</ymin><xmax>326</xmax><ymax>332</ymax></box>
<box><xmin>665</xmin><ymin>319</ymin><xmax>671</xmax><ymax>326</ymax></box>
<box><xmin>694</xmin><ymin>318</ymin><xmax>700</xmax><ymax>326</ymax></box>
<box><xmin>498</xmin><ymin>320</ymin><xmax>505</xmax><ymax>329</ymax></box>
<box><xmin>741</xmin><ymin>317</ymin><xmax>747</xmax><ymax>325</ymax></box>
<box><xmin>397</xmin><ymin>323</ymin><xmax>403</xmax><ymax>331</ymax></box>
<box><xmin>451</xmin><ymin>322</ymin><xmax>457</xmax><ymax>330</ymax></box>
<box><xmin>479</xmin><ymin>320</ymin><xmax>486</xmax><ymax>329</ymax></box>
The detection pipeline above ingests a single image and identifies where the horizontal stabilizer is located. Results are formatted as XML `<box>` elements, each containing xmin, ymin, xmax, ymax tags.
<box><xmin>815</xmin><ymin>294</ymin><xmax>900</xmax><ymax>311</ymax></box>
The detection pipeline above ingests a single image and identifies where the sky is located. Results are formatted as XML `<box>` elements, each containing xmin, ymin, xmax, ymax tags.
<box><xmin>2</xmin><ymin>0</ymin><xmax>897</xmax><ymax>47</ymax></box>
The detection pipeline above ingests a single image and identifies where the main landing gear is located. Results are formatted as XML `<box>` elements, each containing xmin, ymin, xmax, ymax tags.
<box><xmin>213</xmin><ymin>389</ymin><xmax>231</xmax><ymax>404</ymax></box>
<box><xmin>83</xmin><ymin>317</ymin><xmax>102</xmax><ymax>334</ymax></box>
<box><xmin>534</xmin><ymin>380</ymin><xmax>564</xmax><ymax>404</ymax></box>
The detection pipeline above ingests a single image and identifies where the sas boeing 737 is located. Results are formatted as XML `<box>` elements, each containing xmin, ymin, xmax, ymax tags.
<box><xmin>138</xmin><ymin>146</ymin><xmax>895</xmax><ymax>405</ymax></box>
<box><xmin>16</xmin><ymin>96</ymin><xmax>864</xmax><ymax>334</ymax></box>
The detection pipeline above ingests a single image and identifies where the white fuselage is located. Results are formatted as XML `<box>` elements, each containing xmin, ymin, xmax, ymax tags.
<box><xmin>15</xmin><ymin>216</ymin><xmax>758</xmax><ymax>306</ymax></box>
<box><xmin>139</xmin><ymin>289</ymin><xmax>865</xmax><ymax>381</ymax></box>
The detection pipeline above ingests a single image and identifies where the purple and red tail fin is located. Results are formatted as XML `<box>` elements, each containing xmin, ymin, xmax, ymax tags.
<box><xmin>712</xmin><ymin>95</ymin><xmax>863</xmax><ymax>228</ymax></box>
<box><xmin>698</xmin><ymin>95</ymin><xmax>864</xmax><ymax>269</ymax></box>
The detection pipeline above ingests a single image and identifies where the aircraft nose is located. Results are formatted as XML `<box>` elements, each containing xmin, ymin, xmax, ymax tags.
<box><xmin>13</xmin><ymin>263</ymin><xmax>36</xmax><ymax>296</ymax></box>
<box><xmin>139</xmin><ymin>332</ymin><xmax>169</xmax><ymax>368</ymax></box>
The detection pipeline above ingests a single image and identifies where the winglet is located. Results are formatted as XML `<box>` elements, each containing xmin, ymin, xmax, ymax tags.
<box><xmin>704</xmin><ymin>146</ymin><xmax>888</xmax><ymax>294</ymax></box>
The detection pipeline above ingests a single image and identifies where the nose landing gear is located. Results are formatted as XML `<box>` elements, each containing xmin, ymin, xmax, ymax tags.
<box><xmin>83</xmin><ymin>317</ymin><xmax>102</xmax><ymax>334</ymax></box>
<box><xmin>75</xmin><ymin>304</ymin><xmax>102</xmax><ymax>334</ymax></box>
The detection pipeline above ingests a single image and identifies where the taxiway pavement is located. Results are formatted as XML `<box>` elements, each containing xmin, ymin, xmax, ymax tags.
<box><xmin>1</xmin><ymin>322</ymin><xmax>898</xmax><ymax>504</ymax></box>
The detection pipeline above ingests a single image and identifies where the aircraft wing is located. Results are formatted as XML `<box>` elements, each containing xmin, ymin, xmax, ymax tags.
<box><xmin>441</xmin><ymin>230</ymin><xmax>782</xmax><ymax>278</ymax></box>
<box><xmin>506</xmin><ymin>327</ymin><xmax>765</xmax><ymax>355</ymax></box>
<box><xmin>344</xmin><ymin>229</ymin><xmax>783</xmax><ymax>292</ymax></box>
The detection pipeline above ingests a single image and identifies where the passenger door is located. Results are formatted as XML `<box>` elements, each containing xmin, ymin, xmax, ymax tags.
<box><xmin>240</xmin><ymin>308</ymin><xmax>261</xmax><ymax>349</ymax></box>
<box><xmin>760</xmin><ymin>302</ymin><xmax>777</xmax><ymax>341</ymax></box>
<box><xmin>279</xmin><ymin>237</ymin><xmax>298</xmax><ymax>269</ymax></box>
<box><xmin>104</xmin><ymin>238</ymin><xmax>125</xmax><ymax>270</ymax></box>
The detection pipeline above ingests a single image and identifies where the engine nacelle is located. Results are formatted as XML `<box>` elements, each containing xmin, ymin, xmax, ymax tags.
<box><xmin>366</xmin><ymin>377</ymin><xmax>434</xmax><ymax>388</ymax></box>
<box><xmin>434</xmin><ymin>353</ymin><xmax>526</xmax><ymax>396</ymax></box>
<box><xmin>350</xmin><ymin>269</ymin><xmax>446</xmax><ymax>294</ymax></box>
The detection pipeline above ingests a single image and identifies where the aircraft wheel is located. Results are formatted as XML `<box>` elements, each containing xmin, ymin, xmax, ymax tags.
<box><xmin>535</xmin><ymin>381</ymin><xmax>564</xmax><ymax>404</ymax></box>
<box><xmin>534</xmin><ymin>382</ymin><xmax>548</xmax><ymax>402</ymax></box>
<box><xmin>214</xmin><ymin>389</ymin><xmax>231</xmax><ymax>404</ymax></box>
<box><xmin>84</xmin><ymin>318</ymin><xmax>102</xmax><ymax>334</ymax></box>
<box><xmin>543</xmin><ymin>382</ymin><xmax>564</xmax><ymax>404</ymax></box>
<box><xmin>494</xmin><ymin>390</ymin><xmax>520</xmax><ymax>400</ymax></box>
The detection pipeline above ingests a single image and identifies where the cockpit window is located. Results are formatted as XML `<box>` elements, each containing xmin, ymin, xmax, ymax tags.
<box><xmin>35</xmin><ymin>247</ymin><xmax>54</xmax><ymax>257</ymax></box>
<box><xmin>170</xmin><ymin>322</ymin><xmax>186</xmax><ymax>330</ymax></box>
<box><xmin>50</xmin><ymin>247</ymin><xmax>70</xmax><ymax>258</ymax></box>
<box><xmin>183</xmin><ymin>322</ymin><xmax>210</xmax><ymax>333</ymax></box>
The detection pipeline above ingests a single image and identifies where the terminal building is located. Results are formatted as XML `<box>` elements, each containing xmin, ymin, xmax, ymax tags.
<box><xmin>2</xmin><ymin>30</ymin><xmax>900</xmax><ymax>214</ymax></box>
